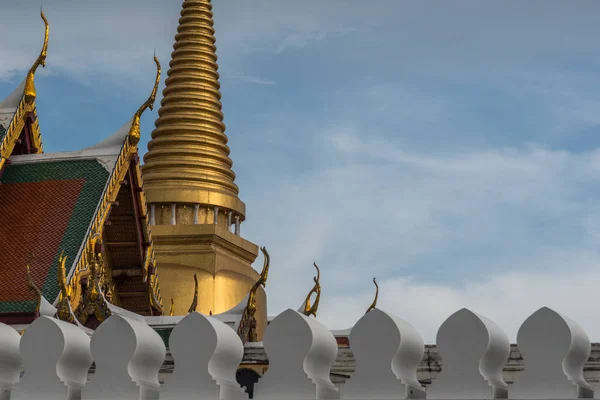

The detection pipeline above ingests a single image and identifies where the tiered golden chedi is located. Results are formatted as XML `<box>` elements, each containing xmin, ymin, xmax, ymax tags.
<box><xmin>143</xmin><ymin>0</ymin><xmax>267</xmax><ymax>337</ymax></box>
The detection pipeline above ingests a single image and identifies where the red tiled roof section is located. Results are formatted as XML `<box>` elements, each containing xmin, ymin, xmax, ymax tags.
<box><xmin>0</xmin><ymin>178</ymin><xmax>85</xmax><ymax>302</ymax></box>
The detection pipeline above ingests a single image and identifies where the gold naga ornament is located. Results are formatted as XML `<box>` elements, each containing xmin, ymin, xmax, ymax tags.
<box><xmin>246</xmin><ymin>247</ymin><xmax>270</xmax><ymax>318</ymax></box>
<box><xmin>365</xmin><ymin>277</ymin><xmax>379</xmax><ymax>314</ymax></box>
<box><xmin>238</xmin><ymin>247</ymin><xmax>270</xmax><ymax>342</ymax></box>
<box><xmin>188</xmin><ymin>274</ymin><xmax>199</xmax><ymax>313</ymax></box>
<box><xmin>24</xmin><ymin>8</ymin><xmax>49</xmax><ymax>104</ymax></box>
<box><xmin>128</xmin><ymin>54</ymin><xmax>161</xmax><ymax>147</ymax></box>
<box><xmin>302</xmin><ymin>262</ymin><xmax>321</xmax><ymax>317</ymax></box>
<box><xmin>170</xmin><ymin>299</ymin><xmax>175</xmax><ymax>316</ymax></box>
<box><xmin>25</xmin><ymin>265</ymin><xmax>43</xmax><ymax>315</ymax></box>
<box><xmin>56</xmin><ymin>252</ymin><xmax>76</xmax><ymax>324</ymax></box>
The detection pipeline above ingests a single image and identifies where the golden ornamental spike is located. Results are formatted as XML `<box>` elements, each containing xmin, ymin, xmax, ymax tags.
<box><xmin>128</xmin><ymin>55</ymin><xmax>161</xmax><ymax>146</ymax></box>
<box><xmin>188</xmin><ymin>274</ymin><xmax>199</xmax><ymax>313</ymax></box>
<box><xmin>245</xmin><ymin>247</ymin><xmax>270</xmax><ymax>318</ymax></box>
<box><xmin>303</xmin><ymin>262</ymin><xmax>321</xmax><ymax>317</ymax></box>
<box><xmin>169</xmin><ymin>298</ymin><xmax>175</xmax><ymax>316</ymax></box>
<box><xmin>26</xmin><ymin>264</ymin><xmax>43</xmax><ymax>313</ymax></box>
<box><xmin>366</xmin><ymin>277</ymin><xmax>379</xmax><ymax>314</ymax></box>
<box><xmin>24</xmin><ymin>9</ymin><xmax>49</xmax><ymax>104</ymax></box>
<box><xmin>56</xmin><ymin>251</ymin><xmax>76</xmax><ymax>323</ymax></box>
<box><xmin>57</xmin><ymin>251</ymin><xmax>70</xmax><ymax>300</ymax></box>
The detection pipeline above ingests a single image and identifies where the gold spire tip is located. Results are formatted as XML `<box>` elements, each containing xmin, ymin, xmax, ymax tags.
<box><xmin>24</xmin><ymin>9</ymin><xmax>49</xmax><ymax>104</ymax></box>
<box><xmin>128</xmin><ymin>54</ymin><xmax>161</xmax><ymax>146</ymax></box>
<box><xmin>366</xmin><ymin>277</ymin><xmax>379</xmax><ymax>314</ymax></box>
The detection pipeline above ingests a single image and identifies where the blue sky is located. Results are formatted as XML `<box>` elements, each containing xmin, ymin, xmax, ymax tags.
<box><xmin>2</xmin><ymin>1</ymin><xmax>600</xmax><ymax>341</ymax></box>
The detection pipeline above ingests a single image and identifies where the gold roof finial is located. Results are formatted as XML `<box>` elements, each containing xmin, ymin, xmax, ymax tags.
<box><xmin>26</xmin><ymin>264</ymin><xmax>43</xmax><ymax>313</ymax></box>
<box><xmin>128</xmin><ymin>54</ymin><xmax>161</xmax><ymax>146</ymax></box>
<box><xmin>170</xmin><ymin>298</ymin><xmax>175</xmax><ymax>316</ymax></box>
<box><xmin>188</xmin><ymin>274</ymin><xmax>199</xmax><ymax>313</ymax></box>
<box><xmin>366</xmin><ymin>277</ymin><xmax>379</xmax><ymax>314</ymax></box>
<box><xmin>24</xmin><ymin>8</ymin><xmax>49</xmax><ymax>104</ymax></box>
<box><xmin>245</xmin><ymin>247</ymin><xmax>270</xmax><ymax>317</ymax></box>
<box><xmin>302</xmin><ymin>262</ymin><xmax>321</xmax><ymax>317</ymax></box>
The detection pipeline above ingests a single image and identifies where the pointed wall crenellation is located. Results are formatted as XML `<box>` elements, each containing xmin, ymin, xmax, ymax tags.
<box><xmin>511</xmin><ymin>307</ymin><xmax>594</xmax><ymax>399</ymax></box>
<box><xmin>342</xmin><ymin>308</ymin><xmax>425</xmax><ymax>400</ymax></box>
<box><xmin>0</xmin><ymin>306</ymin><xmax>596</xmax><ymax>400</ymax></box>
<box><xmin>11</xmin><ymin>316</ymin><xmax>92</xmax><ymax>400</ymax></box>
<box><xmin>84</xmin><ymin>315</ymin><xmax>166</xmax><ymax>400</ymax></box>
<box><xmin>427</xmin><ymin>308</ymin><xmax>510</xmax><ymax>400</ymax></box>
<box><xmin>161</xmin><ymin>311</ymin><xmax>245</xmax><ymax>400</ymax></box>
<box><xmin>0</xmin><ymin>323</ymin><xmax>21</xmax><ymax>400</ymax></box>
<box><xmin>255</xmin><ymin>309</ymin><xmax>339</xmax><ymax>400</ymax></box>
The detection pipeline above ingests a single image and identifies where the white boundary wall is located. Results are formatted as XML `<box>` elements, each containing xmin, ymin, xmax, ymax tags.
<box><xmin>0</xmin><ymin>306</ymin><xmax>597</xmax><ymax>400</ymax></box>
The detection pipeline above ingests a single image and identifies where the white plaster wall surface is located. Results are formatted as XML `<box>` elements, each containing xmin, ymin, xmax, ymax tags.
<box><xmin>1</xmin><ymin>307</ymin><xmax>600</xmax><ymax>400</ymax></box>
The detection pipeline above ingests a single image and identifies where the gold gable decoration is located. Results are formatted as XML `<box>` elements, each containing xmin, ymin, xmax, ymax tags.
<box><xmin>72</xmin><ymin>234</ymin><xmax>112</xmax><ymax>326</ymax></box>
<box><xmin>62</xmin><ymin>56</ymin><xmax>164</xmax><ymax>317</ymax></box>
<box><xmin>0</xmin><ymin>9</ymin><xmax>48</xmax><ymax>170</ymax></box>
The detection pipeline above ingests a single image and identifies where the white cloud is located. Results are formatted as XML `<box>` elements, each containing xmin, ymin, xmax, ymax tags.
<box><xmin>230</xmin><ymin>74</ymin><xmax>276</xmax><ymax>86</ymax></box>
<box><xmin>317</xmin><ymin>255</ymin><xmax>600</xmax><ymax>343</ymax></box>
<box><xmin>242</xmin><ymin>128</ymin><xmax>600</xmax><ymax>342</ymax></box>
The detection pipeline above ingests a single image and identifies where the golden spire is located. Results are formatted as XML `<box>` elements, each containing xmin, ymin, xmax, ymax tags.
<box><xmin>302</xmin><ymin>262</ymin><xmax>321</xmax><ymax>317</ymax></box>
<box><xmin>24</xmin><ymin>9</ymin><xmax>49</xmax><ymax>104</ymax></box>
<box><xmin>245</xmin><ymin>247</ymin><xmax>270</xmax><ymax>318</ymax></box>
<box><xmin>128</xmin><ymin>54</ymin><xmax>161</xmax><ymax>146</ymax></box>
<box><xmin>366</xmin><ymin>277</ymin><xmax>379</xmax><ymax>314</ymax></box>
<box><xmin>188</xmin><ymin>274</ymin><xmax>199</xmax><ymax>313</ymax></box>
<box><xmin>142</xmin><ymin>0</ymin><xmax>247</xmax><ymax>218</ymax></box>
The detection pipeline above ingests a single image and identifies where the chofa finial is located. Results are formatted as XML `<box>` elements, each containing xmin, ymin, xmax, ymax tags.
<box><xmin>188</xmin><ymin>274</ymin><xmax>199</xmax><ymax>313</ymax></box>
<box><xmin>170</xmin><ymin>298</ymin><xmax>175</xmax><ymax>316</ymax></box>
<box><xmin>366</xmin><ymin>277</ymin><xmax>379</xmax><ymax>314</ymax></box>
<box><xmin>302</xmin><ymin>262</ymin><xmax>321</xmax><ymax>317</ymax></box>
<box><xmin>128</xmin><ymin>54</ymin><xmax>161</xmax><ymax>146</ymax></box>
<box><xmin>24</xmin><ymin>9</ymin><xmax>49</xmax><ymax>104</ymax></box>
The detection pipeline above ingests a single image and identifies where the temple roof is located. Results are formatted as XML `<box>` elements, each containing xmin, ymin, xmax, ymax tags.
<box><xmin>0</xmin><ymin>158</ymin><xmax>109</xmax><ymax>313</ymax></box>
<box><xmin>0</xmin><ymin>117</ymin><xmax>162</xmax><ymax>321</ymax></box>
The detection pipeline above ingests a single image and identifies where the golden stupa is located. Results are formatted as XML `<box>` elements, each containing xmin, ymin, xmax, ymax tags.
<box><xmin>142</xmin><ymin>0</ymin><xmax>267</xmax><ymax>338</ymax></box>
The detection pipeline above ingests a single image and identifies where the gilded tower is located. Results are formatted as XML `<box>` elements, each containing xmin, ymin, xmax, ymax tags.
<box><xmin>142</xmin><ymin>0</ymin><xmax>267</xmax><ymax>337</ymax></box>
